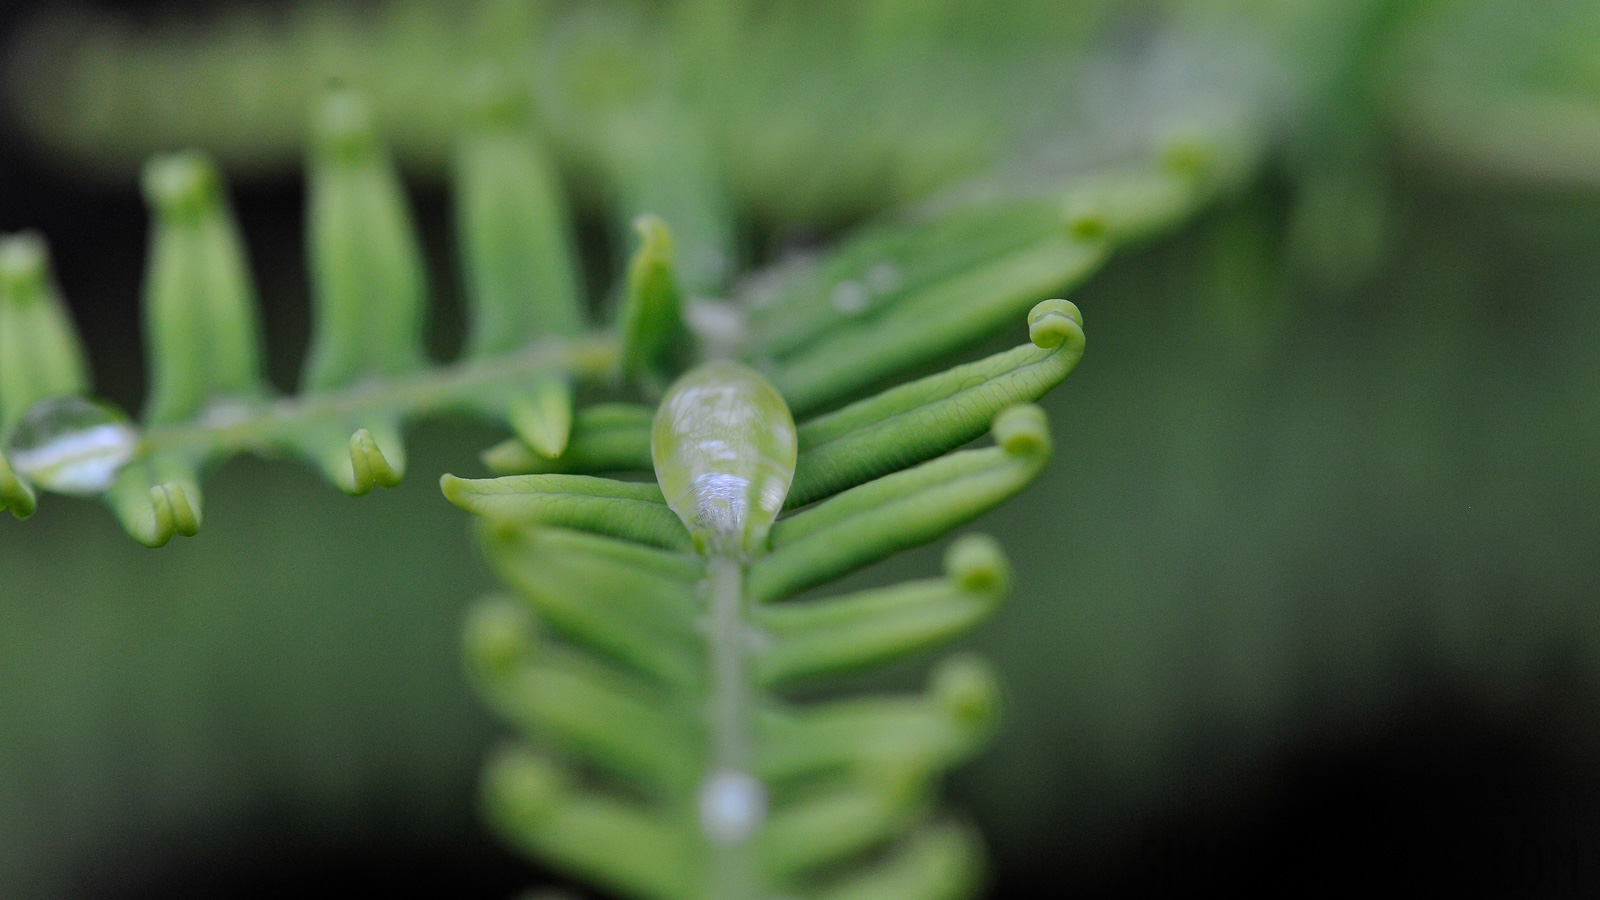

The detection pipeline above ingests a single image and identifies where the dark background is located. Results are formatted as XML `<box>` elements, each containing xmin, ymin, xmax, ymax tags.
<box><xmin>3</xmin><ymin>1</ymin><xmax>1599</xmax><ymax>897</ymax></box>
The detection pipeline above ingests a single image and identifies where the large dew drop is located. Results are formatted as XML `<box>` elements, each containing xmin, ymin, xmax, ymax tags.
<box><xmin>651</xmin><ymin>361</ymin><xmax>797</xmax><ymax>557</ymax></box>
<box><xmin>4</xmin><ymin>396</ymin><xmax>139</xmax><ymax>495</ymax></box>
<box><xmin>697</xmin><ymin>769</ymin><xmax>767</xmax><ymax>846</ymax></box>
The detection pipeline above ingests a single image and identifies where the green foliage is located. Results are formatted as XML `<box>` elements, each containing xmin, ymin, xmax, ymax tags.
<box><xmin>0</xmin><ymin>82</ymin><xmax>1236</xmax><ymax>900</ymax></box>
<box><xmin>1</xmin><ymin>0</ymin><xmax>1179</xmax><ymax>241</ymax></box>
<box><xmin>448</xmin><ymin>340</ymin><xmax>1073</xmax><ymax>899</ymax></box>
<box><xmin>0</xmin><ymin>88</ymin><xmax>613</xmax><ymax>545</ymax></box>
<box><xmin>7</xmin><ymin>2</ymin><xmax>1600</xmax><ymax>897</ymax></box>
<box><xmin>0</xmin><ymin>12</ymin><xmax>1254</xmax><ymax>894</ymax></box>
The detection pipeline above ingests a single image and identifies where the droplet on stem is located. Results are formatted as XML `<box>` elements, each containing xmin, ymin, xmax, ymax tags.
<box><xmin>698</xmin><ymin>769</ymin><xmax>767</xmax><ymax>846</ymax></box>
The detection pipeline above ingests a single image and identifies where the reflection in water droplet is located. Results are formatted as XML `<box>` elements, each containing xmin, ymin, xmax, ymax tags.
<box><xmin>698</xmin><ymin>769</ymin><xmax>767</xmax><ymax>846</ymax></box>
<box><xmin>4</xmin><ymin>396</ymin><xmax>138</xmax><ymax>495</ymax></box>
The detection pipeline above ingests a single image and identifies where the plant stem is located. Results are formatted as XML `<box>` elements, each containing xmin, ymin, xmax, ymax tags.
<box><xmin>708</xmin><ymin>555</ymin><xmax>751</xmax><ymax>769</ymax></box>
<box><xmin>138</xmin><ymin>332</ymin><xmax>618</xmax><ymax>458</ymax></box>
<box><xmin>705</xmin><ymin>553</ymin><xmax>762</xmax><ymax>900</ymax></box>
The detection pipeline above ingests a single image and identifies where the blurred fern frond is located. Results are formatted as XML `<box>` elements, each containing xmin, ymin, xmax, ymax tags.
<box><xmin>4</xmin><ymin>0</ymin><xmax>1263</xmax><ymax>254</ymax></box>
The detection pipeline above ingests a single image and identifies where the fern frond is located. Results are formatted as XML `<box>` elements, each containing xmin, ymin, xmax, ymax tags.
<box><xmin>0</xmin><ymin>85</ymin><xmax>620</xmax><ymax>544</ymax></box>
<box><xmin>449</xmin><ymin>287</ymin><xmax>1081</xmax><ymax>898</ymax></box>
<box><xmin>0</xmin><ymin>52</ymin><xmax>1257</xmax><ymax>898</ymax></box>
<box><xmin>0</xmin><ymin>63</ymin><xmax>1240</xmax><ymax>544</ymax></box>
<box><xmin>5</xmin><ymin>0</ymin><xmax>1268</xmax><ymax>231</ymax></box>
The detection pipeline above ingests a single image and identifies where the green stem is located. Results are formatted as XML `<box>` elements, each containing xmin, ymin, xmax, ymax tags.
<box><xmin>139</xmin><ymin>332</ymin><xmax>618</xmax><ymax>458</ymax></box>
<box><xmin>704</xmin><ymin>553</ymin><xmax>763</xmax><ymax>900</ymax></box>
<box><xmin>708</xmin><ymin>555</ymin><xmax>751</xmax><ymax>768</ymax></box>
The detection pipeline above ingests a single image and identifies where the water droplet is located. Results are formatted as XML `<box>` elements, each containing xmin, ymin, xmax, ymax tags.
<box><xmin>866</xmin><ymin>261</ymin><xmax>902</xmax><ymax>294</ymax></box>
<box><xmin>198</xmin><ymin>396</ymin><xmax>258</xmax><ymax>429</ymax></box>
<box><xmin>698</xmin><ymin>769</ymin><xmax>767</xmax><ymax>846</ymax></box>
<box><xmin>652</xmin><ymin>362</ymin><xmax>796</xmax><ymax>557</ymax></box>
<box><xmin>4</xmin><ymin>396</ymin><xmax>138</xmax><ymax>495</ymax></box>
<box><xmin>830</xmin><ymin>280</ymin><xmax>868</xmax><ymax>314</ymax></box>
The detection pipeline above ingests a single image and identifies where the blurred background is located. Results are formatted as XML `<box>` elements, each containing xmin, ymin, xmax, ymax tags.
<box><xmin>3</xmin><ymin>0</ymin><xmax>1600</xmax><ymax>896</ymax></box>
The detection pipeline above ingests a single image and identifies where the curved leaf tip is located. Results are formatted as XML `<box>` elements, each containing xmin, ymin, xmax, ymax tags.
<box><xmin>933</xmin><ymin>654</ymin><xmax>1002</xmax><ymax>727</ymax></box>
<box><xmin>945</xmin><ymin>534</ymin><xmax>1010</xmax><ymax>598</ymax></box>
<box><xmin>993</xmin><ymin>405</ymin><xmax>1051</xmax><ymax>459</ymax></box>
<box><xmin>1026</xmin><ymin>298</ymin><xmax>1084</xmax><ymax>350</ymax></box>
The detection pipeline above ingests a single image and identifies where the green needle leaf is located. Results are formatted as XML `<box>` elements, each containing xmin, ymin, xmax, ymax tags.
<box><xmin>788</xmin><ymin>299</ymin><xmax>1083</xmax><ymax>507</ymax></box>
<box><xmin>756</xmin><ymin>655</ymin><xmax>1001</xmax><ymax>782</ymax></box>
<box><xmin>455</xmin><ymin>68</ymin><xmax>586</xmax><ymax>356</ymax></box>
<box><xmin>0</xmin><ymin>233</ymin><xmax>89</xmax><ymax>433</ymax></box>
<box><xmin>752</xmin><ymin>405</ymin><xmax>1052</xmax><ymax>603</ymax></box>
<box><xmin>618</xmin><ymin>215</ymin><xmax>691</xmax><ymax>388</ymax></box>
<box><xmin>748</xmin><ymin>197</ymin><xmax>1065</xmax><ymax>358</ymax></box>
<box><xmin>773</xmin><ymin>236</ymin><xmax>1105</xmax><ymax>415</ymax></box>
<box><xmin>760</xmin><ymin>774</ymin><xmax>931</xmax><ymax>882</ymax></box>
<box><xmin>483</xmin><ymin>525</ymin><xmax>704</xmax><ymax>688</ymax></box>
<box><xmin>808</xmin><ymin>822</ymin><xmax>983</xmax><ymax>900</ymax></box>
<box><xmin>508</xmin><ymin>375</ymin><xmax>575</xmax><ymax>459</ymax></box>
<box><xmin>140</xmin><ymin>150</ymin><xmax>266</xmax><ymax>424</ymax></box>
<box><xmin>302</xmin><ymin>89</ymin><xmax>428</xmax><ymax>391</ymax></box>
<box><xmin>752</xmin><ymin>536</ymin><xmax>1010</xmax><ymax>687</ymax></box>
<box><xmin>484</xmin><ymin>746</ymin><xmax>698</xmax><ymax>900</ymax></box>
<box><xmin>467</xmin><ymin>598</ymin><xmax>700</xmax><ymax>794</ymax></box>
<box><xmin>484</xmin><ymin>402</ymin><xmax>655</xmax><ymax>475</ymax></box>
<box><xmin>443</xmin><ymin>473</ymin><xmax>694</xmax><ymax>551</ymax></box>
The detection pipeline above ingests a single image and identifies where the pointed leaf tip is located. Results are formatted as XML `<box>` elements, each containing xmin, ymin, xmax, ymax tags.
<box><xmin>129</xmin><ymin>482</ymin><xmax>202</xmax><ymax>546</ymax></box>
<box><xmin>349</xmin><ymin>428</ymin><xmax>403</xmax><ymax>494</ymax></box>
<box><xmin>618</xmin><ymin>215</ymin><xmax>688</xmax><ymax>386</ymax></box>
<box><xmin>104</xmin><ymin>457</ymin><xmax>203</xmax><ymax>548</ymax></box>
<box><xmin>509</xmin><ymin>378</ymin><xmax>573</xmax><ymax>459</ymax></box>
<box><xmin>157</xmin><ymin>482</ymin><xmax>201</xmax><ymax>537</ymax></box>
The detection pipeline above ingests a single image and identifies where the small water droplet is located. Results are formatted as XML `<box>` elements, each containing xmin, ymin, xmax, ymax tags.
<box><xmin>198</xmin><ymin>396</ymin><xmax>258</xmax><ymax>428</ymax></box>
<box><xmin>866</xmin><ymin>261</ymin><xmax>902</xmax><ymax>294</ymax></box>
<box><xmin>4</xmin><ymin>396</ymin><xmax>139</xmax><ymax>495</ymax></box>
<box><xmin>830</xmin><ymin>280</ymin><xmax>868</xmax><ymax>315</ymax></box>
<box><xmin>698</xmin><ymin>769</ymin><xmax>766</xmax><ymax>846</ymax></box>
